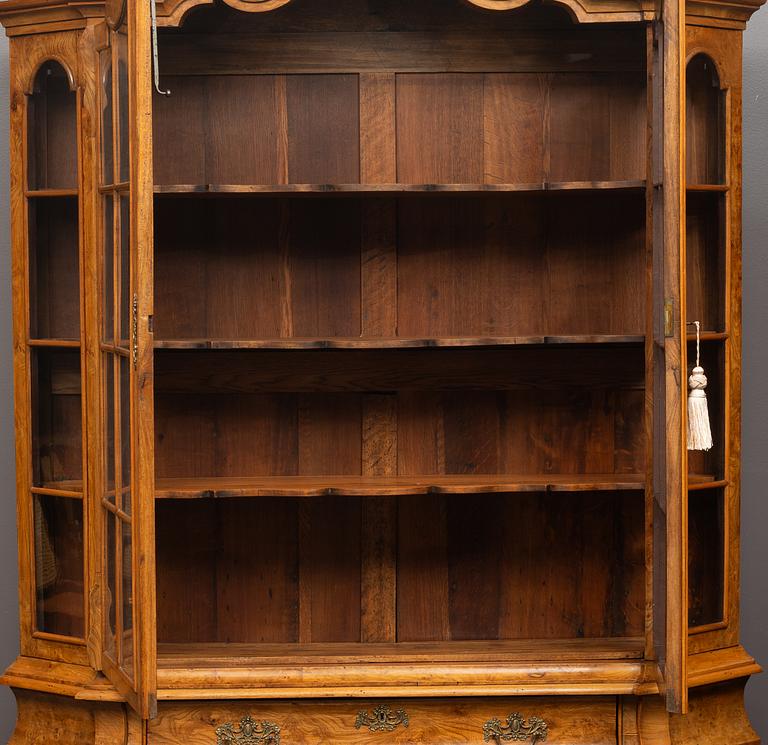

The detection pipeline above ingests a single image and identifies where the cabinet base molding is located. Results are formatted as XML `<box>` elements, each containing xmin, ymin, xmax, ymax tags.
<box><xmin>4</xmin><ymin>678</ymin><xmax>759</xmax><ymax>745</ymax></box>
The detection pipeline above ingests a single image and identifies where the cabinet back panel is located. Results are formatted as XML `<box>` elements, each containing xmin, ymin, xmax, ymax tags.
<box><xmin>155</xmin><ymin>194</ymin><xmax>645</xmax><ymax>339</ymax></box>
<box><xmin>686</xmin><ymin>192</ymin><xmax>724</xmax><ymax>333</ymax></box>
<box><xmin>28</xmin><ymin>197</ymin><xmax>80</xmax><ymax>340</ymax></box>
<box><xmin>154</xmin><ymin>198</ymin><xmax>362</xmax><ymax>339</ymax></box>
<box><xmin>154</xmin><ymin>347</ymin><xmax>645</xmax><ymax>394</ymax></box>
<box><xmin>156</xmin><ymin>492</ymin><xmax>644</xmax><ymax>644</ymax></box>
<box><xmin>154</xmin><ymin>388</ymin><xmax>644</xmax><ymax>480</ymax></box>
<box><xmin>154</xmin><ymin>73</ymin><xmax>645</xmax><ymax>185</ymax></box>
<box><xmin>397</xmin><ymin>194</ymin><xmax>645</xmax><ymax>337</ymax></box>
<box><xmin>686</xmin><ymin>54</ymin><xmax>725</xmax><ymax>185</ymax></box>
<box><xmin>688</xmin><ymin>488</ymin><xmax>725</xmax><ymax>628</ymax></box>
<box><xmin>398</xmin><ymin>492</ymin><xmax>645</xmax><ymax>640</ymax></box>
<box><xmin>31</xmin><ymin>348</ymin><xmax>83</xmax><ymax>486</ymax></box>
<box><xmin>686</xmin><ymin>341</ymin><xmax>725</xmax><ymax>480</ymax></box>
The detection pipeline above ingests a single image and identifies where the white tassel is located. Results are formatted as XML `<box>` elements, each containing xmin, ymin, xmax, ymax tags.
<box><xmin>687</xmin><ymin>321</ymin><xmax>713</xmax><ymax>451</ymax></box>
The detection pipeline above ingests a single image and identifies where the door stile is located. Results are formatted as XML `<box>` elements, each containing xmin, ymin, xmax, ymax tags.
<box><xmin>129</xmin><ymin>0</ymin><xmax>158</xmax><ymax>719</ymax></box>
<box><xmin>96</xmin><ymin>0</ymin><xmax>157</xmax><ymax>717</ymax></box>
<box><xmin>79</xmin><ymin>20</ymin><xmax>106</xmax><ymax>672</ymax></box>
<box><xmin>652</xmin><ymin>0</ymin><xmax>689</xmax><ymax>715</ymax></box>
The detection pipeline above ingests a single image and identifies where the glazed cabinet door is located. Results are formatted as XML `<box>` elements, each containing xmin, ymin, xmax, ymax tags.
<box><xmin>9</xmin><ymin>32</ymin><xmax>91</xmax><ymax>668</ymax></box>
<box><xmin>97</xmin><ymin>0</ymin><xmax>157</xmax><ymax>719</ymax></box>
<box><xmin>651</xmin><ymin>0</ymin><xmax>689</xmax><ymax>715</ymax></box>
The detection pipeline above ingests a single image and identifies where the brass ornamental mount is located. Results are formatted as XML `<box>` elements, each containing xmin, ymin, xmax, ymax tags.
<box><xmin>131</xmin><ymin>294</ymin><xmax>138</xmax><ymax>369</ymax></box>
<box><xmin>355</xmin><ymin>704</ymin><xmax>410</xmax><ymax>732</ymax></box>
<box><xmin>215</xmin><ymin>716</ymin><xmax>281</xmax><ymax>745</ymax></box>
<box><xmin>483</xmin><ymin>713</ymin><xmax>549</xmax><ymax>744</ymax></box>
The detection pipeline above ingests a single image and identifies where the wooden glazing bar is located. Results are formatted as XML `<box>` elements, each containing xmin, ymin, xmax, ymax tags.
<box><xmin>31</xmin><ymin>485</ymin><xmax>83</xmax><ymax>499</ymax></box>
<box><xmin>688</xmin><ymin>478</ymin><xmax>728</xmax><ymax>491</ymax></box>
<box><xmin>27</xmin><ymin>338</ymin><xmax>81</xmax><ymax>348</ymax></box>
<box><xmin>32</xmin><ymin>630</ymin><xmax>87</xmax><ymax>646</ymax></box>
<box><xmin>686</xmin><ymin>183</ymin><xmax>729</xmax><ymax>192</ymax></box>
<box><xmin>25</xmin><ymin>188</ymin><xmax>79</xmax><ymax>198</ymax></box>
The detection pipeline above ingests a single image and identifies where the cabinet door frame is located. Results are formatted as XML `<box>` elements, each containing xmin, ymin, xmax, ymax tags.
<box><xmin>95</xmin><ymin>0</ymin><xmax>156</xmax><ymax>718</ymax></box>
<box><xmin>651</xmin><ymin>0</ymin><xmax>689</xmax><ymax>715</ymax></box>
<box><xmin>9</xmin><ymin>30</ymin><xmax>93</xmax><ymax>669</ymax></box>
<box><xmin>684</xmin><ymin>26</ymin><xmax>743</xmax><ymax>658</ymax></box>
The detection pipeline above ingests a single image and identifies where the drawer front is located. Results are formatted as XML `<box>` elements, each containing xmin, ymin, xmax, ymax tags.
<box><xmin>150</xmin><ymin>698</ymin><xmax>618</xmax><ymax>745</ymax></box>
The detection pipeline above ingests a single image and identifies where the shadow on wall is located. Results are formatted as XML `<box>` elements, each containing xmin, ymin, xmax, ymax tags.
<box><xmin>742</xmin><ymin>6</ymin><xmax>768</xmax><ymax>742</ymax></box>
<box><xmin>0</xmin><ymin>32</ymin><xmax>19</xmax><ymax>742</ymax></box>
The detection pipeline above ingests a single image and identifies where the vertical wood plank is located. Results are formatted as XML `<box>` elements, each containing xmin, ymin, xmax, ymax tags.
<box><xmin>151</xmin><ymin>77</ymin><xmax>205</xmax><ymax>185</ymax></box>
<box><xmin>483</xmin><ymin>73</ymin><xmax>547</xmax><ymax>185</ymax></box>
<box><xmin>358</xmin><ymin>74</ymin><xmax>399</xmax><ymax>642</ymax></box>
<box><xmin>360</xmin><ymin>395</ymin><xmax>397</xmax><ymax>643</ymax></box>
<box><xmin>203</xmin><ymin>76</ymin><xmax>282</xmax><ymax>185</ymax></box>
<box><xmin>396</xmin><ymin>74</ymin><xmax>483</xmax><ymax>184</ymax></box>
<box><xmin>216</xmin><ymin>498</ymin><xmax>299</xmax><ymax>643</ymax></box>
<box><xmin>652</xmin><ymin>0</ymin><xmax>688</xmax><ymax>714</ymax></box>
<box><xmin>155</xmin><ymin>500</ymin><xmax>216</xmax><ymax>643</ymax></box>
<box><xmin>286</xmin><ymin>74</ymin><xmax>360</xmax><ymax>184</ymax></box>
<box><xmin>360</xmin><ymin>73</ymin><xmax>396</xmax><ymax>185</ymax></box>
<box><xmin>297</xmin><ymin>395</ymin><xmax>362</xmax><ymax>642</ymax></box>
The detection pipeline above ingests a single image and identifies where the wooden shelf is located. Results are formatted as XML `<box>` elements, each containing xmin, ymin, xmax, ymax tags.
<box><xmin>154</xmin><ymin>335</ymin><xmax>646</xmax><ymax>350</ymax></box>
<box><xmin>155</xmin><ymin>474</ymin><xmax>656</xmax><ymax>499</ymax></box>
<box><xmin>158</xmin><ymin>638</ymin><xmax>645</xmax><ymax>667</ymax></box>
<box><xmin>154</xmin><ymin>638</ymin><xmax>648</xmax><ymax>698</ymax></box>
<box><xmin>154</xmin><ymin>180</ymin><xmax>647</xmax><ymax>197</ymax></box>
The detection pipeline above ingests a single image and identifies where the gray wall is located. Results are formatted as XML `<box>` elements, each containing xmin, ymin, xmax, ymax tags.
<box><xmin>742</xmin><ymin>9</ymin><xmax>768</xmax><ymax>734</ymax></box>
<box><xmin>0</xmin><ymin>28</ymin><xmax>15</xmax><ymax>741</ymax></box>
<box><xmin>0</xmin><ymin>14</ymin><xmax>766</xmax><ymax>740</ymax></box>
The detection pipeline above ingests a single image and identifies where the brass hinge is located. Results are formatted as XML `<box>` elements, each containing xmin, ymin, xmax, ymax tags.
<box><xmin>664</xmin><ymin>298</ymin><xmax>675</xmax><ymax>338</ymax></box>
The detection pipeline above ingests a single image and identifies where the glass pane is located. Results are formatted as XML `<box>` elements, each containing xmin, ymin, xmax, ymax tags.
<box><xmin>103</xmin><ymin>195</ymin><xmax>115</xmax><ymax>343</ymax></box>
<box><xmin>686</xmin><ymin>55</ymin><xmax>724</xmax><ymax>185</ymax></box>
<box><xmin>105</xmin><ymin>510</ymin><xmax>117</xmax><ymax>657</ymax></box>
<box><xmin>688</xmin><ymin>488</ymin><xmax>725</xmax><ymax>627</ymax></box>
<box><xmin>119</xmin><ymin>355</ymin><xmax>132</xmax><ymax>516</ymax></box>
<box><xmin>104</xmin><ymin>354</ymin><xmax>116</xmax><ymax>501</ymax></box>
<box><xmin>120</xmin><ymin>519</ymin><xmax>134</xmax><ymax>680</ymax></box>
<box><xmin>31</xmin><ymin>348</ymin><xmax>82</xmax><ymax>488</ymax></box>
<box><xmin>27</xmin><ymin>61</ymin><xmax>77</xmax><ymax>191</ymax></box>
<box><xmin>118</xmin><ymin>196</ymin><xmax>131</xmax><ymax>348</ymax></box>
<box><xmin>34</xmin><ymin>494</ymin><xmax>84</xmax><ymax>637</ymax></box>
<box><xmin>117</xmin><ymin>30</ymin><xmax>130</xmax><ymax>184</ymax></box>
<box><xmin>28</xmin><ymin>197</ymin><xmax>80</xmax><ymax>340</ymax></box>
<box><xmin>687</xmin><ymin>340</ymin><xmax>725</xmax><ymax>480</ymax></box>
<box><xmin>100</xmin><ymin>49</ymin><xmax>114</xmax><ymax>187</ymax></box>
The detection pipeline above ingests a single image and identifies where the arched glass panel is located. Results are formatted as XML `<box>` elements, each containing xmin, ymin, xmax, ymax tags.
<box><xmin>686</xmin><ymin>53</ymin><xmax>727</xmax><ymax>631</ymax></box>
<box><xmin>26</xmin><ymin>60</ymin><xmax>85</xmax><ymax>639</ymax></box>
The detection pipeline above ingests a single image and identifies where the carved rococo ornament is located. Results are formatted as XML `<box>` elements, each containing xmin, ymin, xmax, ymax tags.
<box><xmin>355</xmin><ymin>704</ymin><xmax>410</xmax><ymax>732</ymax></box>
<box><xmin>483</xmin><ymin>713</ymin><xmax>549</xmax><ymax>744</ymax></box>
<box><xmin>215</xmin><ymin>716</ymin><xmax>281</xmax><ymax>745</ymax></box>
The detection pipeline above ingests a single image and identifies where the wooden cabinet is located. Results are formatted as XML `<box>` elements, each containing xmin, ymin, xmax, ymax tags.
<box><xmin>0</xmin><ymin>0</ymin><xmax>763</xmax><ymax>742</ymax></box>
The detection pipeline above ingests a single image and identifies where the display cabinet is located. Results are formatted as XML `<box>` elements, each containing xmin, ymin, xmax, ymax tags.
<box><xmin>0</xmin><ymin>0</ymin><xmax>764</xmax><ymax>742</ymax></box>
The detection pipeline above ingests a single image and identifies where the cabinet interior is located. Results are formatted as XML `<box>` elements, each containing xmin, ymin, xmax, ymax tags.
<box><xmin>143</xmin><ymin>0</ymin><xmax>730</xmax><ymax>664</ymax></box>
